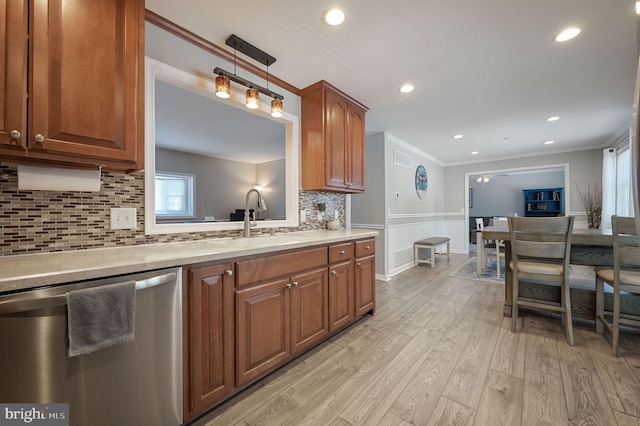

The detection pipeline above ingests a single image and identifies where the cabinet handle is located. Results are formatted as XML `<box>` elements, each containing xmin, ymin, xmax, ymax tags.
<box><xmin>346</xmin><ymin>182</ymin><xmax>352</xmax><ymax>187</ymax></box>
<box><xmin>34</xmin><ymin>134</ymin><xmax>45</xmax><ymax>143</ymax></box>
<box><xmin>340</xmin><ymin>250</ymin><xmax>345</xmax><ymax>255</ymax></box>
<box><xmin>331</xmin><ymin>270</ymin><xmax>337</xmax><ymax>276</ymax></box>
<box><xmin>293</xmin><ymin>282</ymin><xmax>299</xmax><ymax>287</ymax></box>
<box><xmin>285</xmin><ymin>283</ymin><xmax>292</xmax><ymax>289</ymax></box>
<box><xmin>225</xmin><ymin>270</ymin><xmax>233</xmax><ymax>276</ymax></box>
<box><xmin>365</xmin><ymin>246</ymin><xmax>371</xmax><ymax>250</ymax></box>
<box><xmin>9</xmin><ymin>130</ymin><xmax>20</xmax><ymax>139</ymax></box>
<box><xmin>356</xmin><ymin>262</ymin><xmax>362</xmax><ymax>267</ymax></box>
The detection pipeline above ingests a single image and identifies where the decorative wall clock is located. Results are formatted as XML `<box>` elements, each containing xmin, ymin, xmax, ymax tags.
<box><xmin>415</xmin><ymin>165</ymin><xmax>428</xmax><ymax>199</ymax></box>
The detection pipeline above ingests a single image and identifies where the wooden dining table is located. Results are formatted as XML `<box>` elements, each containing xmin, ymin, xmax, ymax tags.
<box><xmin>480</xmin><ymin>226</ymin><xmax>640</xmax><ymax>319</ymax></box>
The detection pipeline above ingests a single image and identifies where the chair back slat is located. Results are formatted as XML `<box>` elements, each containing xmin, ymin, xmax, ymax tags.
<box><xmin>619</xmin><ymin>246</ymin><xmax>640</xmax><ymax>268</ymax></box>
<box><xmin>515</xmin><ymin>241</ymin><xmax>567</xmax><ymax>259</ymax></box>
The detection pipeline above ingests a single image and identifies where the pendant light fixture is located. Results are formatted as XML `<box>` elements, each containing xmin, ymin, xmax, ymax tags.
<box><xmin>215</xmin><ymin>75</ymin><xmax>231</xmax><ymax>98</ymax></box>
<box><xmin>246</xmin><ymin>87</ymin><xmax>259</xmax><ymax>109</ymax></box>
<box><xmin>212</xmin><ymin>35</ymin><xmax>284</xmax><ymax>113</ymax></box>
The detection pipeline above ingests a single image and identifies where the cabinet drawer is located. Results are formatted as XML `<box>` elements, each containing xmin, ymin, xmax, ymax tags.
<box><xmin>236</xmin><ymin>247</ymin><xmax>328</xmax><ymax>287</ymax></box>
<box><xmin>329</xmin><ymin>242</ymin><xmax>354</xmax><ymax>264</ymax></box>
<box><xmin>355</xmin><ymin>239</ymin><xmax>375</xmax><ymax>258</ymax></box>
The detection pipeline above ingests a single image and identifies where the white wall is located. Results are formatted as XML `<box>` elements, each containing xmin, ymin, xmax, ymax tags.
<box><xmin>352</xmin><ymin>132</ymin><xmax>446</xmax><ymax>279</ymax></box>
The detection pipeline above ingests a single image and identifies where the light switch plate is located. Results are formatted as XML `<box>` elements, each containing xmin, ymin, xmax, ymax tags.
<box><xmin>300</xmin><ymin>209</ymin><xmax>306</xmax><ymax>223</ymax></box>
<box><xmin>110</xmin><ymin>208</ymin><xmax>137</xmax><ymax>230</ymax></box>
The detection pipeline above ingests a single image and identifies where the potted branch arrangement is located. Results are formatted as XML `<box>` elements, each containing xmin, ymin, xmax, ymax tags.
<box><xmin>575</xmin><ymin>182</ymin><xmax>602</xmax><ymax>229</ymax></box>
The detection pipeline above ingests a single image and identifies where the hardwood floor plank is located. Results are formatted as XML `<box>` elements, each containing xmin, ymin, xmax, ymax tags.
<box><xmin>591</xmin><ymin>352</ymin><xmax>640</xmax><ymax>417</ymax></box>
<box><xmin>522</xmin><ymin>368</ymin><xmax>568</xmax><ymax>425</ymax></box>
<box><xmin>339</xmin><ymin>328</ymin><xmax>444</xmax><ymax>425</ymax></box>
<box><xmin>490</xmin><ymin>317</ymin><xmax>526</xmax><ymax>379</ymax></box>
<box><xmin>441</xmin><ymin>319</ymin><xmax>501</xmax><ymax>409</ymax></box>
<box><xmin>474</xmin><ymin>369</ymin><xmax>523</xmax><ymax>426</ymax></box>
<box><xmin>524</xmin><ymin>333</ymin><xmax>561</xmax><ymax>378</ymax></box>
<box><xmin>425</xmin><ymin>396</ymin><xmax>475</xmax><ymax>426</ymax></box>
<box><xmin>561</xmin><ymin>362</ymin><xmax>616</xmax><ymax>425</ymax></box>
<box><xmin>388</xmin><ymin>326</ymin><xmax>472</xmax><ymax>425</ymax></box>
<box><xmin>613</xmin><ymin>410</ymin><xmax>640</xmax><ymax>426</ymax></box>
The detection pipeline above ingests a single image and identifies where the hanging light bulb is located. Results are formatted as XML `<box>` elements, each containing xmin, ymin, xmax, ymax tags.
<box><xmin>246</xmin><ymin>87</ymin><xmax>259</xmax><ymax>109</ymax></box>
<box><xmin>271</xmin><ymin>99</ymin><xmax>283</xmax><ymax>117</ymax></box>
<box><xmin>476</xmin><ymin>176</ymin><xmax>482</xmax><ymax>183</ymax></box>
<box><xmin>215</xmin><ymin>75</ymin><xmax>231</xmax><ymax>98</ymax></box>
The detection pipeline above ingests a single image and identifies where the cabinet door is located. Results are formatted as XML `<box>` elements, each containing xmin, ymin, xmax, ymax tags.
<box><xmin>236</xmin><ymin>278</ymin><xmax>291</xmax><ymax>386</ymax></box>
<box><xmin>324</xmin><ymin>90</ymin><xmax>348</xmax><ymax>189</ymax></box>
<box><xmin>347</xmin><ymin>105</ymin><xmax>365</xmax><ymax>192</ymax></box>
<box><xmin>0</xmin><ymin>0</ymin><xmax>27</xmax><ymax>151</ymax></box>
<box><xmin>28</xmin><ymin>0</ymin><xmax>144</xmax><ymax>170</ymax></box>
<box><xmin>329</xmin><ymin>261</ymin><xmax>355</xmax><ymax>332</ymax></box>
<box><xmin>355</xmin><ymin>255</ymin><xmax>376</xmax><ymax>316</ymax></box>
<box><xmin>291</xmin><ymin>267</ymin><xmax>329</xmax><ymax>354</ymax></box>
<box><xmin>187</xmin><ymin>264</ymin><xmax>235</xmax><ymax>415</ymax></box>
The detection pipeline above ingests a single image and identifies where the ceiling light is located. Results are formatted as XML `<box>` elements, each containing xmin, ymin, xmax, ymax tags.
<box><xmin>453</xmin><ymin>134</ymin><xmax>463</xmax><ymax>139</ymax></box>
<box><xmin>546</xmin><ymin>116</ymin><xmax>560</xmax><ymax>122</ymax></box>
<box><xmin>323</xmin><ymin>8</ymin><xmax>346</xmax><ymax>26</ymax></box>
<box><xmin>554</xmin><ymin>28</ymin><xmax>581</xmax><ymax>42</ymax></box>
<box><xmin>246</xmin><ymin>87</ymin><xmax>259</xmax><ymax>109</ymax></box>
<box><xmin>215</xmin><ymin>75</ymin><xmax>231</xmax><ymax>98</ymax></box>
<box><xmin>476</xmin><ymin>174</ymin><xmax>491</xmax><ymax>183</ymax></box>
<box><xmin>471</xmin><ymin>151</ymin><xmax>479</xmax><ymax>155</ymax></box>
<box><xmin>399</xmin><ymin>84</ymin><xmax>414</xmax><ymax>93</ymax></box>
<box><xmin>544</xmin><ymin>140</ymin><xmax>555</xmax><ymax>145</ymax></box>
<box><xmin>636</xmin><ymin>1</ymin><xmax>640</xmax><ymax>14</ymax></box>
<box><xmin>213</xmin><ymin>34</ymin><xmax>284</xmax><ymax>111</ymax></box>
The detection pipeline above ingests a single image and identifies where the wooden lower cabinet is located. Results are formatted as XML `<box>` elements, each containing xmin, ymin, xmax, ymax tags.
<box><xmin>235</xmin><ymin>277</ymin><xmax>291</xmax><ymax>386</ymax></box>
<box><xmin>185</xmin><ymin>263</ymin><xmax>235</xmax><ymax>419</ymax></box>
<box><xmin>355</xmin><ymin>255</ymin><xmax>376</xmax><ymax>316</ymax></box>
<box><xmin>236</xmin><ymin>267</ymin><xmax>329</xmax><ymax>386</ymax></box>
<box><xmin>184</xmin><ymin>238</ymin><xmax>376</xmax><ymax>419</ymax></box>
<box><xmin>329</xmin><ymin>260</ymin><xmax>355</xmax><ymax>331</ymax></box>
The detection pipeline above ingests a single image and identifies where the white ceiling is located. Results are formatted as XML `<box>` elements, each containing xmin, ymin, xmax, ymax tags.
<box><xmin>147</xmin><ymin>0</ymin><xmax>638</xmax><ymax>166</ymax></box>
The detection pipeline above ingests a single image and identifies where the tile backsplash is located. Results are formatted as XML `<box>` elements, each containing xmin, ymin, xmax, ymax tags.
<box><xmin>0</xmin><ymin>163</ymin><xmax>345</xmax><ymax>257</ymax></box>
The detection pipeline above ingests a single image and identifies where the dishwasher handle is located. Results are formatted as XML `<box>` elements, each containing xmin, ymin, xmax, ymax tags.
<box><xmin>0</xmin><ymin>272</ymin><xmax>177</xmax><ymax>315</ymax></box>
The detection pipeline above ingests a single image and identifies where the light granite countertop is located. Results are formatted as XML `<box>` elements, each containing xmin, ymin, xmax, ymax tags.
<box><xmin>0</xmin><ymin>229</ymin><xmax>378</xmax><ymax>293</ymax></box>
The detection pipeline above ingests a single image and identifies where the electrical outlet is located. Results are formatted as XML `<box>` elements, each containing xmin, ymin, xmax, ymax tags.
<box><xmin>300</xmin><ymin>209</ymin><xmax>306</xmax><ymax>223</ymax></box>
<box><xmin>110</xmin><ymin>208</ymin><xmax>137</xmax><ymax>230</ymax></box>
<box><xmin>334</xmin><ymin>210</ymin><xmax>339</xmax><ymax>220</ymax></box>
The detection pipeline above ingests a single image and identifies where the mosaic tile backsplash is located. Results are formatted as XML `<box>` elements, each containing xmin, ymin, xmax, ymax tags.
<box><xmin>0</xmin><ymin>163</ymin><xmax>346</xmax><ymax>257</ymax></box>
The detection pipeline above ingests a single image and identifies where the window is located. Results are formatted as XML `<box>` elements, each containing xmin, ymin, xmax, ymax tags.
<box><xmin>615</xmin><ymin>146</ymin><xmax>633</xmax><ymax>216</ymax></box>
<box><xmin>155</xmin><ymin>172</ymin><xmax>194</xmax><ymax>217</ymax></box>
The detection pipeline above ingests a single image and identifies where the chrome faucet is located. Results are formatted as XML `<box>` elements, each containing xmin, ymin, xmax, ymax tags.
<box><xmin>243</xmin><ymin>189</ymin><xmax>267</xmax><ymax>237</ymax></box>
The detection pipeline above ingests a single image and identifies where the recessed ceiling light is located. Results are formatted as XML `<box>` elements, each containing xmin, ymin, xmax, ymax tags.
<box><xmin>554</xmin><ymin>28</ymin><xmax>581</xmax><ymax>42</ymax></box>
<box><xmin>546</xmin><ymin>116</ymin><xmax>560</xmax><ymax>122</ymax></box>
<box><xmin>323</xmin><ymin>8</ymin><xmax>346</xmax><ymax>26</ymax></box>
<box><xmin>453</xmin><ymin>134</ymin><xmax>463</xmax><ymax>139</ymax></box>
<box><xmin>544</xmin><ymin>140</ymin><xmax>555</xmax><ymax>145</ymax></box>
<box><xmin>399</xmin><ymin>84</ymin><xmax>414</xmax><ymax>93</ymax></box>
<box><xmin>471</xmin><ymin>151</ymin><xmax>479</xmax><ymax>155</ymax></box>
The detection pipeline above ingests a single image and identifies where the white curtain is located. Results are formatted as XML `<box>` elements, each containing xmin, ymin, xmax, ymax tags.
<box><xmin>601</xmin><ymin>148</ymin><xmax>617</xmax><ymax>229</ymax></box>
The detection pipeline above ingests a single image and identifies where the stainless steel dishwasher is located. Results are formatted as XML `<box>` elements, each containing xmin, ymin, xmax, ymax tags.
<box><xmin>0</xmin><ymin>267</ymin><xmax>183</xmax><ymax>426</ymax></box>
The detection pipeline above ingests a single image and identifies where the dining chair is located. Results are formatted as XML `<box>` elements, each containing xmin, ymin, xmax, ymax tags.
<box><xmin>508</xmin><ymin>215</ymin><xmax>576</xmax><ymax>345</ymax></box>
<box><xmin>595</xmin><ymin>215</ymin><xmax>640</xmax><ymax>356</ymax></box>
<box><xmin>493</xmin><ymin>217</ymin><xmax>508</xmax><ymax>278</ymax></box>
<box><xmin>475</xmin><ymin>218</ymin><xmax>496</xmax><ymax>273</ymax></box>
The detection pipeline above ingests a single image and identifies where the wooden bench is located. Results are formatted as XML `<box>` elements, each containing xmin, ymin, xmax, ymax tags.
<box><xmin>414</xmin><ymin>237</ymin><xmax>450</xmax><ymax>268</ymax></box>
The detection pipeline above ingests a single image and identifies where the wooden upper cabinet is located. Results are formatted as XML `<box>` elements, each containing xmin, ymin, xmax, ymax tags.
<box><xmin>0</xmin><ymin>1</ymin><xmax>27</xmax><ymax>149</ymax></box>
<box><xmin>0</xmin><ymin>0</ymin><xmax>144</xmax><ymax>171</ymax></box>
<box><xmin>301</xmin><ymin>80</ymin><xmax>368</xmax><ymax>193</ymax></box>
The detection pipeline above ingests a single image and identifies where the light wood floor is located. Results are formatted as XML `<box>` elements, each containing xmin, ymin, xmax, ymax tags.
<box><xmin>193</xmin><ymin>254</ymin><xmax>640</xmax><ymax>426</ymax></box>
